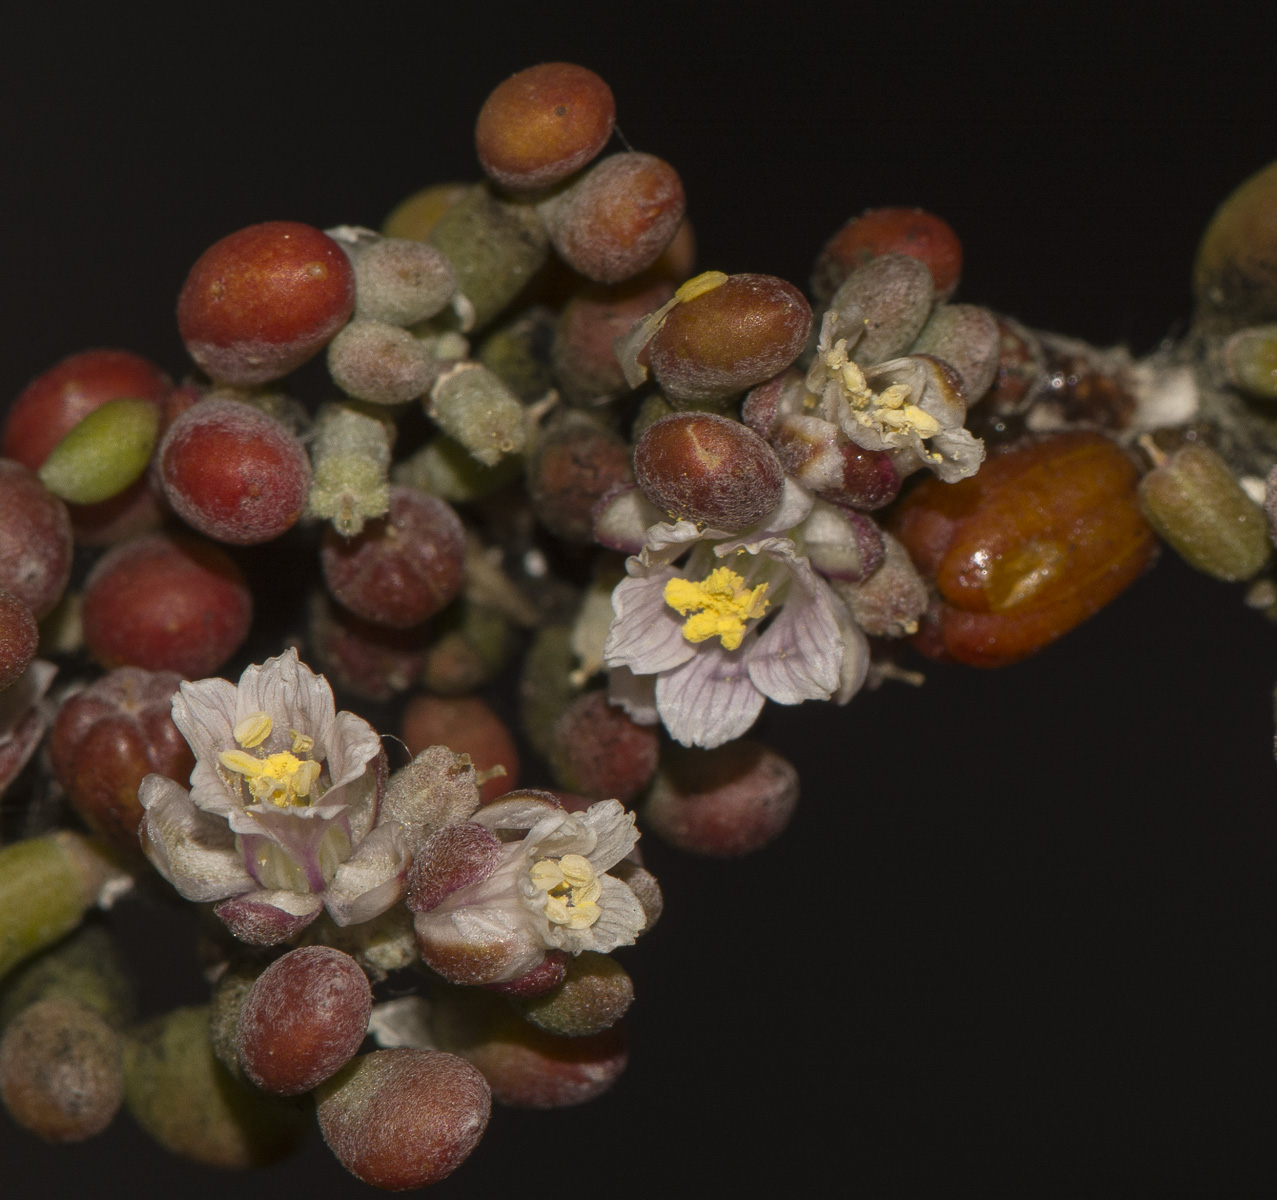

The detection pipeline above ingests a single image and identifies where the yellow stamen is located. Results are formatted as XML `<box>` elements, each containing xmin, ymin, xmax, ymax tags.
<box><xmin>219</xmin><ymin>748</ymin><xmax>322</xmax><ymax>809</ymax></box>
<box><xmin>674</xmin><ymin>270</ymin><xmax>728</xmax><ymax>305</ymax></box>
<box><xmin>532</xmin><ymin>853</ymin><xmax>603</xmax><ymax>930</ymax></box>
<box><xmin>663</xmin><ymin>567</ymin><xmax>770</xmax><ymax>651</ymax></box>
<box><xmin>233</xmin><ymin>711</ymin><xmax>273</xmax><ymax>748</ymax></box>
<box><xmin>290</xmin><ymin>729</ymin><xmax>314</xmax><ymax>755</ymax></box>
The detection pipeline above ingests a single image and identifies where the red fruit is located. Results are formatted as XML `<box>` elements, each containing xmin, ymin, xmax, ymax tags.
<box><xmin>159</xmin><ymin>399</ymin><xmax>311</xmax><ymax>545</ymax></box>
<box><xmin>67</xmin><ymin>478</ymin><xmax>164</xmax><ymax>549</ymax></box>
<box><xmin>0</xmin><ymin>592</ymin><xmax>37</xmax><ymax>692</ymax></box>
<box><xmin>813</xmin><ymin>207</ymin><xmax>963</xmax><ymax>303</ymax></box>
<box><xmin>82</xmin><ymin>533</ymin><xmax>252</xmax><ymax>676</ymax></box>
<box><xmin>401</xmin><ymin>694</ymin><xmax>520</xmax><ymax>804</ymax></box>
<box><xmin>2</xmin><ymin>349</ymin><xmax>171</xmax><ymax>472</ymax></box>
<box><xmin>49</xmin><ymin>668</ymin><xmax>192</xmax><ymax>855</ymax></box>
<box><xmin>237</xmin><ymin>947</ymin><xmax>372</xmax><ymax>1096</ymax></box>
<box><xmin>476</xmin><ymin>62</ymin><xmax>615</xmax><ymax>192</ymax></box>
<box><xmin>177</xmin><ymin>221</ymin><xmax>355</xmax><ymax>386</ymax></box>
<box><xmin>321</xmin><ymin>486</ymin><xmax>465</xmax><ymax>629</ymax></box>
<box><xmin>0</xmin><ymin>460</ymin><xmax>73</xmax><ymax>618</ymax></box>
<box><xmin>550</xmin><ymin>690</ymin><xmax>658</xmax><ymax>804</ymax></box>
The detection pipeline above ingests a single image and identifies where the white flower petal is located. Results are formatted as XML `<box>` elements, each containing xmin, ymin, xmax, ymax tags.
<box><xmin>235</xmin><ymin>648</ymin><xmax>336</xmax><ymax>753</ymax></box>
<box><xmin>138</xmin><ymin>774</ymin><xmax>255</xmax><ymax>903</ymax></box>
<box><xmin>325</xmin><ymin>709</ymin><xmax>383</xmax><ymax>792</ymax></box>
<box><xmin>522</xmin><ymin>809</ymin><xmax>594</xmax><ymax>861</ymax></box>
<box><xmin>929</xmin><ymin>425</ymin><xmax>986</xmax><ymax>483</ymax></box>
<box><xmin>171</xmin><ymin>677</ymin><xmax>238</xmax><ymax>765</ymax></box>
<box><xmin>607</xmin><ymin>666</ymin><xmax>659</xmax><ymax>725</ymax></box>
<box><xmin>754</xmin><ymin>476</ymin><xmax>814</xmax><ymax>535</ymax></box>
<box><xmin>603</xmin><ymin>570</ymin><xmax>697</xmax><ymax>675</ymax></box>
<box><xmin>746</xmin><ymin>557</ymin><xmax>843</xmax><ymax>706</ymax></box>
<box><xmin>472</xmin><ymin>794</ymin><xmax>563</xmax><ymax>834</ymax></box>
<box><xmin>833</xmin><ymin>597</ymin><xmax>871</xmax><ymax>704</ymax></box>
<box><xmin>325</xmin><ymin>821</ymin><xmax>410</xmax><ymax>926</ymax></box>
<box><xmin>580</xmin><ymin>800</ymin><xmax>640</xmax><ymax>873</ymax></box>
<box><xmin>655</xmin><ymin>641</ymin><xmax>766</xmax><ymax>749</ymax></box>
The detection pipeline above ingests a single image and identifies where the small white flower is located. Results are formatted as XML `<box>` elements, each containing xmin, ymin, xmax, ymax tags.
<box><xmin>413</xmin><ymin>795</ymin><xmax>647</xmax><ymax>985</ymax></box>
<box><xmin>603</xmin><ymin>509</ymin><xmax>866</xmax><ymax>749</ymax></box>
<box><xmin>138</xmin><ymin>649</ymin><xmax>408</xmax><ymax>945</ymax></box>
<box><xmin>805</xmin><ymin>310</ymin><xmax>984</xmax><ymax>483</ymax></box>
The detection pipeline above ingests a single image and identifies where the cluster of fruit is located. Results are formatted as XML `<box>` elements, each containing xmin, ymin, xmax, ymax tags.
<box><xmin>3</xmin><ymin>59</ymin><xmax>1277</xmax><ymax>1191</ymax></box>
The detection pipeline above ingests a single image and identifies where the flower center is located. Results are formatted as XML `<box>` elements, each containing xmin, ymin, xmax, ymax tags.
<box><xmin>817</xmin><ymin>336</ymin><xmax>942</xmax><ymax>441</ymax></box>
<box><xmin>664</xmin><ymin>566</ymin><xmax>770</xmax><ymax>651</ymax></box>
<box><xmin>528</xmin><ymin>853</ymin><xmax>603</xmax><ymax>929</ymax></box>
<box><xmin>218</xmin><ymin>712</ymin><xmax>322</xmax><ymax>807</ymax></box>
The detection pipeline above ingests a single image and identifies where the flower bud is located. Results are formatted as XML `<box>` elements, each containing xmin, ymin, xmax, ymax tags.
<box><xmin>0</xmin><ymin>997</ymin><xmax>122</xmax><ymax>1142</ymax></box>
<box><xmin>801</xmin><ymin>499</ymin><xmax>886</xmax><ymax>582</ymax></box>
<box><xmin>811</xmin><ymin>207</ymin><xmax>962</xmax><ymax>306</ymax></box>
<box><xmin>477</xmin><ymin>304</ymin><xmax>557</xmax><ymax>401</ymax></box>
<box><xmin>826</xmin><ymin>253</ymin><xmax>935</xmax><ymax>367</ymax></box>
<box><xmin>634</xmin><ymin>412</ymin><xmax>783</xmax><ymax>530</ymax></box>
<box><xmin>643</xmin><ymin>741</ymin><xmax>799</xmax><ymax>857</ymax></box>
<box><xmin>37</xmin><ymin>398</ymin><xmax>160</xmax><ymax>506</ymax></box>
<box><xmin>305</xmin><ymin>399</ymin><xmax>394</xmax><ymax>537</ymax></box>
<box><xmin>647</xmin><ymin>273</ymin><xmax>811</xmax><ymax>403</ymax></box>
<box><xmin>1225</xmin><ymin>324</ymin><xmax>1277</xmax><ymax>400</ymax></box>
<box><xmin>350</xmin><ymin>236</ymin><xmax>456</xmax><ymax>327</ymax></box>
<box><xmin>909</xmin><ymin>304</ymin><xmax>1000</xmax><ymax>403</ymax></box>
<box><xmin>381</xmin><ymin>745</ymin><xmax>482</xmax><ymax>856</ymax></box>
<box><xmin>428</xmin><ymin>361</ymin><xmax>527</xmax><ymax>467</ymax></box>
<box><xmin>427</xmin><ymin>184</ymin><xmax>549</xmax><ymax>330</ymax></box>
<box><xmin>514</xmin><ymin>951</ymin><xmax>634</xmax><ymax>1037</ymax></box>
<box><xmin>327</xmin><ymin>318</ymin><xmax>435</xmax><ymax>405</ymax></box>
<box><xmin>1138</xmin><ymin>443</ymin><xmax>1270</xmax><ymax>581</ymax></box>
<box><xmin>832</xmin><ymin>531</ymin><xmax>928</xmax><ymax>638</ymax></box>
<box><xmin>316</xmin><ymin>1049</ymin><xmax>491</xmax><ymax>1189</ymax></box>
<box><xmin>1194</xmin><ymin>159</ymin><xmax>1277</xmax><ymax>332</ymax></box>
<box><xmin>402</xmin><ymin>694</ymin><xmax>520</xmax><ymax>804</ymax></box>
<box><xmin>769</xmin><ymin>414</ymin><xmax>901</xmax><ymax>510</ymax></box>
<box><xmin>207</xmin><ymin>960</ymin><xmax>261</xmax><ymax>1082</ymax></box>
<box><xmin>431</xmin><ymin>986</ymin><xmax>627</xmax><ymax>1109</ymax></box>
<box><xmin>124</xmin><ymin>1006</ymin><xmax>308</xmax><ymax>1168</ymax></box>
<box><xmin>527</xmin><ymin>411</ymin><xmax>633</xmax><ymax>541</ymax></box>
<box><xmin>550</xmin><ymin>690</ymin><xmax>658</xmax><ymax>804</ymax></box>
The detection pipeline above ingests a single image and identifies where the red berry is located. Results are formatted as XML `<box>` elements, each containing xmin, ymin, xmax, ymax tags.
<box><xmin>0</xmin><ymin>591</ymin><xmax>37</xmax><ymax>692</ymax></box>
<box><xmin>82</xmin><ymin>533</ymin><xmax>252</xmax><ymax>676</ymax></box>
<box><xmin>476</xmin><ymin>63</ymin><xmax>615</xmax><ymax>192</ymax></box>
<box><xmin>237</xmin><ymin>947</ymin><xmax>372</xmax><ymax>1096</ymax></box>
<box><xmin>49</xmin><ymin>668</ymin><xmax>192</xmax><ymax>855</ymax></box>
<box><xmin>177</xmin><ymin>221</ymin><xmax>355</xmax><ymax>386</ymax></box>
<box><xmin>2</xmin><ymin>349</ymin><xmax>171</xmax><ymax>473</ymax></box>
<box><xmin>158</xmin><ymin>399</ymin><xmax>311</xmax><ymax>545</ymax></box>
<box><xmin>321</xmin><ymin>486</ymin><xmax>465</xmax><ymax>629</ymax></box>
<box><xmin>813</xmin><ymin>207</ymin><xmax>963</xmax><ymax>304</ymax></box>
<box><xmin>550</xmin><ymin>690</ymin><xmax>658</xmax><ymax>803</ymax></box>
<box><xmin>0</xmin><ymin>460</ymin><xmax>73</xmax><ymax>619</ymax></box>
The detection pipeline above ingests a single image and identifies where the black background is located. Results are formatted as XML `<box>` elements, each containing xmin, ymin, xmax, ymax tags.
<box><xmin>3</xmin><ymin>3</ymin><xmax>1277</xmax><ymax>1195</ymax></box>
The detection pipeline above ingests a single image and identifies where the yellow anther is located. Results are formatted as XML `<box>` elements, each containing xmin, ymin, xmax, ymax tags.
<box><xmin>530</xmin><ymin>859</ymin><xmax>564</xmax><ymax>891</ymax></box>
<box><xmin>674</xmin><ymin>270</ymin><xmax>728</xmax><ymax>305</ymax></box>
<box><xmin>664</xmin><ymin>567</ymin><xmax>770</xmax><ymax>652</ymax></box>
<box><xmin>558</xmin><ymin>854</ymin><xmax>594</xmax><ymax>889</ymax></box>
<box><xmin>233</xmin><ymin>712</ymin><xmax>273</xmax><ymax>748</ymax></box>
<box><xmin>531</xmin><ymin>854</ymin><xmax>604</xmax><ymax>929</ymax></box>
<box><xmin>290</xmin><ymin>729</ymin><xmax>314</xmax><ymax>755</ymax></box>
<box><xmin>219</xmin><ymin>748</ymin><xmax>320</xmax><ymax>809</ymax></box>
<box><xmin>292</xmin><ymin>759</ymin><xmax>322</xmax><ymax>798</ymax></box>
<box><xmin>220</xmin><ymin>748</ymin><xmax>267</xmax><ymax>776</ymax></box>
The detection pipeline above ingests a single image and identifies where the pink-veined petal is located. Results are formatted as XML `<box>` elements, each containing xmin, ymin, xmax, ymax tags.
<box><xmin>654</xmin><ymin>641</ymin><xmax>766</xmax><ymax>749</ymax></box>
<box><xmin>138</xmin><ymin>774</ymin><xmax>255</xmax><ymax>902</ymax></box>
<box><xmin>171</xmin><ymin>677</ymin><xmax>238</xmax><ymax>765</ymax></box>
<box><xmin>324</xmin><ymin>821</ymin><xmax>411</xmax><ymax>926</ymax></box>
<box><xmin>746</xmin><ymin>559</ymin><xmax>843</xmax><ymax>706</ymax></box>
<box><xmin>234</xmin><ymin>648</ymin><xmax>336</xmax><ymax>755</ymax></box>
<box><xmin>603</xmin><ymin>570</ymin><xmax>697</xmax><ymax>675</ymax></box>
<box><xmin>607</xmin><ymin>666</ymin><xmax>659</xmax><ymax>725</ymax></box>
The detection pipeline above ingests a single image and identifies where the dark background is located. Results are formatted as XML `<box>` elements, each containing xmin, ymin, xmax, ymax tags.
<box><xmin>3</xmin><ymin>3</ymin><xmax>1277</xmax><ymax>1194</ymax></box>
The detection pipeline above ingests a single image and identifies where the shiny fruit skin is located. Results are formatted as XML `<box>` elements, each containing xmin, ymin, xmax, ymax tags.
<box><xmin>891</xmin><ymin>432</ymin><xmax>1155</xmax><ymax>666</ymax></box>
<box><xmin>476</xmin><ymin>62</ymin><xmax>615</xmax><ymax>191</ymax></box>
<box><xmin>813</xmin><ymin>207</ymin><xmax>962</xmax><ymax>304</ymax></box>
<box><xmin>3</xmin><ymin>349</ymin><xmax>171</xmax><ymax>473</ymax></box>
<box><xmin>177</xmin><ymin>222</ymin><xmax>355</xmax><ymax>386</ymax></box>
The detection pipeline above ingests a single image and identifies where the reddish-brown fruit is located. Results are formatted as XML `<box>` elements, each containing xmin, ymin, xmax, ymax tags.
<box><xmin>237</xmin><ymin>947</ymin><xmax>372</xmax><ymax>1096</ymax></box>
<box><xmin>402</xmin><ymin>694</ymin><xmax>520</xmax><ymax>804</ymax></box>
<box><xmin>528</xmin><ymin>415</ymin><xmax>634</xmax><ymax>542</ymax></box>
<box><xmin>2</xmin><ymin>349</ymin><xmax>171</xmax><ymax>472</ymax></box>
<box><xmin>307</xmin><ymin>592</ymin><xmax>428</xmax><ymax>702</ymax></box>
<box><xmin>0</xmin><ymin>460</ymin><xmax>73</xmax><ymax>618</ymax></box>
<box><xmin>634</xmin><ymin>412</ymin><xmax>783</xmax><ymax>530</ymax></box>
<box><xmin>644</xmin><ymin>741</ymin><xmax>800</xmax><ymax>857</ymax></box>
<box><xmin>890</xmin><ymin>432</ymin><xmax>1156</xmax><ymax>667</ymax></box>
<box><xmin>405</xmin><ymin>822</ymin><xmax>503</xmax><ymax>915</ymax></box>
<box><xmin>649</xmin><ymin>274</ymin><xmax>812</xmax><ymax>403</ymax></box>
<box><xmin>432</xmin><ymin>988</ymin><xmax>627</xmax><ymax>1109</ymax></box>
<box><xmin>550</xmin><ymin>690</ymin><xmax>658</xmax><ymax>804</ymax></box>
<box><xmin>476</xmin><ymin>62</ymin><xmax>615</xmax><ymax>191</ymax></box>
<box><xmin>49</xmin><ymin>668</ymin><xmax>192</xmax><ymax>855</ymax></box>
<box><xmin>553</xmin><ymin>278</ymin><xmax>675</xmax><ymax>402</ymax></box>
<box><xmin>812</xmin><ymin>207</ymin><xmax>963</xmax><ymax>304</ymax></box>
<box><xmin>543</xmin><ymin>153</ymin><xmax>686</xmax><ymax>284</ymax></box>
<box><xmin>69</xmin><ymin>479</ymin><xmax>164</xmax><ymax>548</ymax></box>
<box><xmin>158</xmin><ymin>399</ymin><xmax>311</xmax><ymax>545</ymax></box>
<box><xmin>482</xmin><ymin>951</ymin><xmax>570</xmax><ymax>999</ymax></box>
<box><xmin>317</xmin><ymin>1050</ymin><xmax>491</xmax><ymax>1190</ymax></box>
<box><xmin>321</xmin><ymin>486</ymin><xmax>465</xmax><ymax>629</ymax></box>
<box><xmin>177</xmin><ymin>221</ymin><xmax>355</xmax><ymax>386</ymax></box>
<box><xmin>82</xmin><ymin>533</ymin><xmax>252</xmax><ymax>676</ymax></box>
<box><xmin>0</xmin><ymin>592</ymin><xmax>37</xmax><ymax>692</ymax></box>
